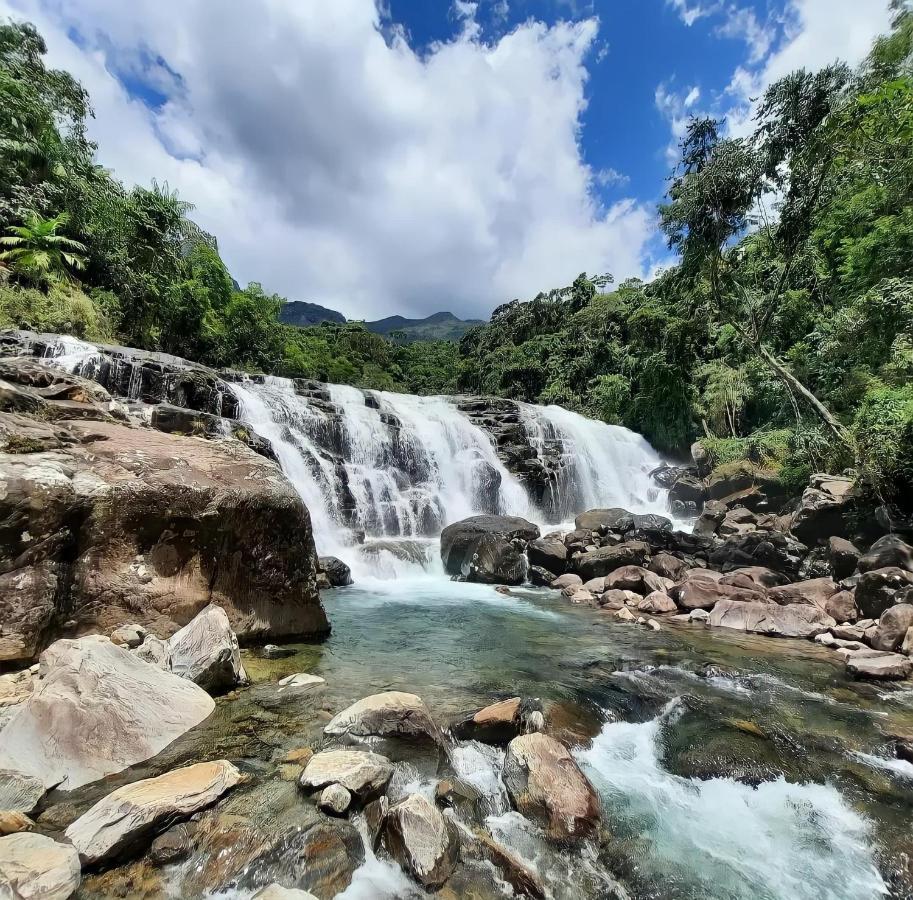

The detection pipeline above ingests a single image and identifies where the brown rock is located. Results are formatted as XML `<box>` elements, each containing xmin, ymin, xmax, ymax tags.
<box><xmin>0</xmin><ymin>811</ymin><xmax>33</xmax><ymax>835</ymax></box>
<box><xmin>709</xmin><ymin>599</ymin><xmax>835</xmax><ymax>638</ymax></box>
<box><xmin>648</xmin><ymin>553</ymin><xmax>688</xmax><ymax>580</ymax></box>
<box><xmin>871</xmin><ymin>604</ymin><xmax>913</xmax><ymax>652</ymax></box>
<box><xmin>768</xmin><ymin>578</ymin><xmax>839</xmax><ymax>611</ymax></box>
<box><xmin>384</xmin><ymin>793</ymin><xmax>459</xmax><ymax>889</ymax></box>
<box><xmin>825</xmin><ymin>591</ymin><xmax>859</xmax><ymax>623</ymax></box>
<box><xmin>637</xmin><ymin>591</ymin><xmax>677</xmax><ymax>614</ymax></box>
<box><xmin>453</xmin><ymin>697</ymin><xmax>521</xmax><ymax>744</ymax></box>
<box><xmin>603</xmin><ymin>565</ymin><xmax>666</xmax><ymax>596</ymax></box>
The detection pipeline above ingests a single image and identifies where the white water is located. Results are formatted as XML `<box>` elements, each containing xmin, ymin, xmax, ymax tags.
<box><xmin>576</xmin><ymin>700</ymin><xmax>888</xmax><ymax>900</ymax></box>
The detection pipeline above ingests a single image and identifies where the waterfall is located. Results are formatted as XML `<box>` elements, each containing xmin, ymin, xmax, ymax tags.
<box><xmin>230</xmin><ymin>377</ymin><xmax>671</xmax><ymax>578</ymax></box>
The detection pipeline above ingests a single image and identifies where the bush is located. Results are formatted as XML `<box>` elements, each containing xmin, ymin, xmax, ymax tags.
<box><xmin>853</xmin><ymin>383</ymin><xmax>913</xmax><ymax>510</ymax></box>
<box><xmin>0</xmin><ymin>283</ymin><xmax>114</xmax><ymax>341</ymax></box>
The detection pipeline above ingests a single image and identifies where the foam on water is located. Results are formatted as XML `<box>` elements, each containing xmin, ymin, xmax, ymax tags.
<box><xmin>576</xmin><ymin>700</ymin><xmax>887</xmax><ymax>900</ymax></box>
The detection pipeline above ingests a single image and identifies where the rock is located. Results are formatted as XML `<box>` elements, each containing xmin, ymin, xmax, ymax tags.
<box><xmin>0</xmin><ymin>417</ymin><xmax>328</xmax><ymax>666</ymax></box>
<box><xmin>708</xmin><ymin>599</ymin><xmax>835</xmax><ymax>638</ymax></box>
<box><xmin>689</xmin><ymin>609</ymin><xmax>710</xmax><ymax>623</ymax></box>
<box><xmin>631</xmin><ymin>513</ymin><xmax>673</xmax><ymax>534</ymax></box>
<box><xmin>0</xmin><ymin>636</ymin><xmax>214</xmax><ymax>790</ymax></box>
<box><xmin>440</xmin><ymin>515</ymin><xmax>540</xmax><ymax>585</ymax></box>
<box><xmin>859</xmin><ymin>535</ymin><xmax>913</xmax><ymax>574</ymax></box>
<box><xmin>825</xmin><ymin>591</ymin><xmax>859</xmax><ymax>623</ymax></box>
<box><xmin>709</xmin><ymin>531</ymin><xmax>808</xmax><ymax>579</ymax></box>
<box><xmin>526</xmin><ymin>538</ymin><xmax>567</xmax><ymax>575</ymax></box>
<box><xmin>65</xmin><ymin>760</ymin><xmax>240</xmax><ymax>865</ymax></box>
<box><xmin>383</xmin><ymin>793</ymin><xmax>459</xmax><ymax>889</ymax></box>
<box><xmin>324</xmin><ymin>692</ymin><xmax>441</xmax><ymax>744</ymax></box>
<box><xmin>469</xmin><ymin>829</ymin><xmax>546</xmax><ymax>900</ymax></box>
<box><xmin>527</xmin><ymin>566</ymin><xmax>555</xmax><ymax>587</ymax></box>
<box><xmin>318</xmin><ymin>784</ymin><xmax>352</xmax><ymax>817</ymax></box>
<box><xmin>828</xmin><ymin>537</ymin><xmax>861</xmax><ymax>581</ymax></box>
<box><xmin>574</xmin><ymin>541</ymin><xmax>650</xmax><ymax>581</ymax></box>
<box><xmin>672</xmin><ymin>578</ymin><xmax>765</xmax><ymax>611</ymax></box>
<box><xmin>846</xmin><ymin>651</ymin><xmax>912</xmax><ymax>681</ymax></box>
<box><xmin>669</xmin><ymin>475</ymin><xmax>706</xmax><ymax>507</ymax></box>
<box><xmin>0</xmin><ymin>772</ymin><xmax>45</xmax><ymax>815</ymax></box>
<box><xmin>133</xmin><ymin>635</ymin><xmax>172</xmax><ymax>670</ymax></box>
<box><xmin>149</xmin><ymin>823</ymin><xmax>191</xmax><ymax>866</ymax></box>
<box><xmin>502</xmin><ymin>733</ymin><xmax>599</xmax><ymax>842</ymax></box>
<box><xmin>694</xmin><ymin>499</ymin><xmax>727</xmax><ymax>537</ymax></box>
<box><xmin>434</xmin><ymin>778</ymin><xmax>482</xmax><ymax>818</ymax></box>
<box><xmin>299</xmin><ymin>750</ymin><xmax>393</xmax><ymax>800</ymax></box>
<box><xmin>871</xmin><ymin>604</ymin><xmax>913</xmax><ymax>652</ymax></box>
<box><xmin>318</xmin><ymin>556</ymin><xmax>353</xmax><ymax>587</ymax></box>
<box><xmin>0</xmin><ymin>812</ymin><xmax>33</xmax><ymax>835</ymax></box>
<box><xmin>550</xmin><ymin>573</ymin><xmax>582</xmax><ymax>590</ymax></box>
<box><xmin>452</xmin><ymin>697</ymin><xmax>521</xmax><ymax>744</ymax></box>
<box><xmin>855</xmin><ymin>568</ymin><xmax>913</xmax><ymax>619</ymax></box>
<box><xmin>831</xmin><ymin>624</ymin><xmax>865</xmax><ymax>641</ymax></box>
<box><xmin>565</xmin><ymin>588</ymin><xmax>596</xmax><ymax>605</ymax></box>
<box><xmin>110</xmin><ymin>623</ymin><xmax>147</xmax><ymax>648</ymax></box>
<box><xmin>638</xmin><ymin>591</ymin><xmax>677</xmax><ymax>614</ymax></box>
<box><xmin>168</xmin><ymin>604</ymin><xmax>247</xmax><ymax>693</ymax></box>
<box><xmin>647</xmin><ymin>618</ymin><xmax>661</xmax><ymax>631</ymax></box>
<box><xmin>791</xmin><ymin>474</ymin><xmax>855</xmax><ymax>545</ymax></box>
<box><xmin>649</xmin><ymin>552</ymin><xmax>688</xmax><ymax>581</ymax></box>
<box><xmin>581</xmin><ymin>576</ymin><xmax>607</xmax><ymax>593</ymax></box>
<box><xmin>277</xmin><ymin>672</ymin><xmax>325</xmax><ymax>690</ymax></box>
<box><xmin>691</xmin><ymin>441</ymin><xmax>712</xmax><ymax>477</ymax></box>
<box><xmin>603</xmin><ymin>565</ymin><xmax>666</xmax><ymax>595</ymax></box>
<box><xmin>281</xmin><ymin>747</ymin><xmax>314</xmax><ymax>766</ymax></box>
<box><xmin>574</xmin><ymin>508</ymin><xmax>633</xmax><ymax>534</ymax></box>
<box><xmin>0</xmin><ymin>833</ymin><xmax>81</xmax><ymax>900</ymax></box>
<box><xmin>768</xmin><ymin>578</ymin><xmax>838</xmax><ymax>610</ymax></box>
<box><xmin>252</xmin><ymin>886</ymin><xmax>320</xmax><ymax>900</ymax></box>
<box><xmin>615</xmin><ymin>607</ymin><xmax>636</xmax><ymax>622</ymax></box>
<box><xmin>706</xmin><ymin>465</ymin><xmax>756</xmax><ymax>501</ymax></box>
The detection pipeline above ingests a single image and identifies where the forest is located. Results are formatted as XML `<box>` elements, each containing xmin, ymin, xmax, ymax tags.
<box><xmin>1</xmin><ymin>6</ymin><xmax>912</xmax><ymax>510</ymax></box>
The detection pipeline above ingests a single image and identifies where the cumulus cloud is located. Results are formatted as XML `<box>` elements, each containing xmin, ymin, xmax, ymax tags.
<box><xmin>0</xmin><ymin>0</ymin><xmax>652</xmax><ymax>319</ymax></box>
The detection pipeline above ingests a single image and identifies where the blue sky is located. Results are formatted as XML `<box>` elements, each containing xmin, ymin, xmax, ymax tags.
<box><xmin>0</xmin><ymin>0</ymin><xmax>894</xmax><ymax>318</ymax></box>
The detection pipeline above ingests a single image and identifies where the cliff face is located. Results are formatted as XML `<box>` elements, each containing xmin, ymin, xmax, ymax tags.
<box><xmin>0</xmin><ymin>348</ymin><xmax>327</xmax><ymax>666</ymax></box>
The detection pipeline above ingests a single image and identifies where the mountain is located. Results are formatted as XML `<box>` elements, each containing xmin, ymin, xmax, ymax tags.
<box><xmin>279</xmin><ymin>301</ymin><xmax>346</xmax><ymax>327</ymax></box>
<box><xmin>365</xmin><ymin>310</ymin><xmax>486</xmax><ymax>342</ymax></box>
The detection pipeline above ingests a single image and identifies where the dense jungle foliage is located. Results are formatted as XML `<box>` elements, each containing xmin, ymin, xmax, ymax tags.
<box><xmin>1</xmin><ymin>8</ymin><xmax>912</xmax><ymax>509</ymax></box>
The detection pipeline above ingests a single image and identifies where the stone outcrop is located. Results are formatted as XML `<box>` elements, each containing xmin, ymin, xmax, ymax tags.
<box><xmin>65</xmin><ymin>760</ymin><xmax>241</xmax><ymax>865</ymax></box>
<box><xmin>440</xmin><ymin>515</ymin><xmax>539</xmax><ymax>585</ymax></box>
<box><xmin>384</xmin><ymin>793</ymin><xmax>459</xmax><ymax>889</ymax></box>
<box><xmin>0</xmin><ymin>636</ymin><xmax>215</xmax><ymax>790</ymax></box>
<box><xmin>501</xmin><ymin>733</ymin><xmax>599</xmax><ymax>842</ymax></box>
<box><xmin>0</xmin><ymin>412</ymin><xmax>327</xmax><ymax>665</ymax></box>
<box><xmin>0</xmin><ymin>832</ymin><xmax>81</xmax><ymax>900</ymax></box>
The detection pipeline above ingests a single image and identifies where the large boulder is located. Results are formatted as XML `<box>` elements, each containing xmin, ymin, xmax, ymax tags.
<box><xmin>0</xmin><ymin>636</ymin><xmax>214</xmax><ymax>790</ymax></box>
<box><xmin>638</xmin><ymin>591</ymin><xmax>678</xmax><ymax>614</ymax></box>
<box><xmin>603</xmin><ymin>565</ymin><xmax>666</xmax><ymax>596</ymax></box>
<box><xmin>870</xmin><ymin>604</ymin><xmax>913</xmax><ymax>652</ymax></box>
<box><xmin>168</xmin><ymin>604</ymin><xmax>246</xmax><ymax>693</ymax></box>
<box><xmin>65</xmin><ymin>760</ymin><xmax>240</xmax><ymax>865</ymax></box>
<box><xmin>855</xmin><ymin>568</ymin><xmax>913</xmax><ymax>619</ymax></box>
<box><xmin>790</xmin><ymin>474</ymin><xmax>855</xmax><ymax>545</ymax></box>
<box><xmin>324</xmin><ymin>692</ymin><xmax>441</xmax><ymax>744</ymax></box>
<box><xmin>0</xmin><ymin>417</ymin><xmax>328</xmax><ymax>666</ymax></box>
<box><xmin>825</xmin><ymin>590</ymin><xmax>859</xmax><ymax>623</ymax></box>
<box><xmin>708</xmin><ymin>599</ymin><xmax>835</xmax><ymax>638</ymax></box>
<box><xmin>649</xmin><ymin>552</ymin><xmax>688</xmax><ymax>581</ymax></box>
<box><xmin>383</xmin><ymin>793</ymin><xmax>459</xmax><ymax>889</ymax></box>
<box><xmin>0</xmin><ymin>832</ymin><xmax>81</xmax><ymax>900</ymax></box>
<box><xmin>670</xmin><ymin>577</ymin><xmax>765</xmax><ymax>611</ymax></box>
<box><xmin>709</xmin><ymin>532</ymin><xmax>808</xmax><ymax>579</ymax></box>
<box><xmin>694</xmin><ymin>500</ymin><xmax>727</xmax><ymax>537</ymax></box>
<box><xmin>317</xmin><ymin>556</ymin><xmax>353</xmax><ymax>588</ymax></box>
<box><xmin>768</xmin><ymin>578</ymin><xmax>839</xmax><ymax>611</ymax></box>
<box><xmin>298</xmin><ymin>750</ymin><xmax>393</xmax><ymax>801</ymax></box>
<box><xmin>574</xmin><ymin>542</ymin><xmax>650</xmax><ymax>581</ymax></box>
<box><xmin>526</xmin><ymin>538</ymin><xmax>567</xmax><ymax>575</ymax></box>
<box><xmin>501</xmin><ymin>733</ymin><xmax>599</xmax><ymax>842</ymax></box>
<box><xmin>858</xmin><ymin>535</ymin><xmax>913</xmax><ymax>574</ymax></box>
<box><xmin>440</xmin><ymin>515</ymin><xmax>540</xmax><ymax>585</ymax></box>
<box><xmin>574</xmin><ymin>508</ymin><xmax>633</xmax><ymax>535</ymax></box>
<box><xmin>828</xmin><ymin>537</ymin><xmax>861</xmax><ymax>581</ymax></box>
<box><xmin>668</xmin><ymin>475</ymin><xmax>706</xmax><ymax>507</ymax></box>
<box><xmin>846</xmin><ymin>650</ymin><xmax>912</xmax><ymax>681</ymax></box>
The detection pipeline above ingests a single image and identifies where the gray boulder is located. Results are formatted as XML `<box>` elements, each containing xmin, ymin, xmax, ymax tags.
<box><xmin>855</xmin><ymin>568</ymin><xmax>913</xmax><ymax>619</ymax></box>
<box><xmin>526</xmin><ymin>537</ymin><xmax>567</xmax><ymax>575</ymax></box>
<box><xmin>440</xmin><ymin>515</ymin><xmax>540</xmax><ymax>585</ymax></box>
<box><xmin>575</xmin><ymin>541</ymin><xmax>650</xmax><ymax>581</ymax></box>
<box><xmin>168</xmin><ymin>603</ymin><xmax>247</xmax><ymax>693</ymax></box>
<box><xmin>871</xmin><ymin>604</ymin><xmax>913</xmax><ymax>652</ymax></box>
<box><xmin>318</xmin><ymin>556</ymin><xmax>353</xmax><ymax>587</ymax></box>
<box><xmin>828</xmin><ymin>537</ymin><xmax>860</xmax><ymax>581</ymax></box>
<box><xmin>846</xmin><ymin>650</ymin><xmax>912</xmax><ymax>681</ymax></box>
<box><xmin>298</xmin><ymin>750</ymin><xmax>393</xmax><ymax>800</ymax></box>
<box><xmin>384</xmin><ymin>793</ymin><xmax>459</xmax><ymax>889</ymax></box>
<box><xmin>859</xmin><ymin>535</ymin><xmax>913</xmax><ymax>574</ymax></box>
<box><xmin>574</xmin><ymin>508</ymin><xmax>633</xmax><ymax>534</ymax></box>
<box><xmin>324</xmin><ymin>691</ymin><xmax>441</xmax><ymax>744</ymax></box>
<box><xmin>708</xmin><ymin>599</ymin><xmax>835</xmax><ymax>638</ymax></box>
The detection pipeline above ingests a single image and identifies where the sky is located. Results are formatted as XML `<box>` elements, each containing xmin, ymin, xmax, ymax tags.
<box><xmin>0</xmin><ymin>0</ymin><xmax>895</xmax><ymax>320</ymax></box>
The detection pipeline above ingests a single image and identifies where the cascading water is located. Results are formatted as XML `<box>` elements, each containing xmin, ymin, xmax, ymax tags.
<box><xmin>229</xmin><ymin>376</ymin><xmax>672</xmax><ymax>579</ymax></box>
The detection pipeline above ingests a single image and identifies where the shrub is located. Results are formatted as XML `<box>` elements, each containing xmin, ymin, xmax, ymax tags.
<box><xmin>0</xmin><ymin>283</ymin><xmax>114</xmax><ymax>341</ymax></box>
<box><xmin>853</xmin><ymin>383</ymin><xmax>913</xmax><ymax>510</ymax></box>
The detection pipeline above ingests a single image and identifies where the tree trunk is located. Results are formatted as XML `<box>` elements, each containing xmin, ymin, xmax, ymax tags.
<box><xmin>756</xmin><ymin>344</ymin><xmax>851</xmax><ymax>444</ymax></box>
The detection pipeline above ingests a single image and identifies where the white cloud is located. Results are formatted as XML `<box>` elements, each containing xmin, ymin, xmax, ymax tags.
<box><xmin>0</xmin><ymin>0</ymin><xmax>651</xmax><ymax>320</ymax></box>
<box><xmin>715</xmin><ymin>6</ymin><xmax>774</xmax><ymax>63</ymax></box>
<box><xmin>666</xmin><ymin>0</ymin><xmax>722</xmax><ymax>27</ymax></box>
<box><xmin>594</xmin><ymin>167</ymin><xmax>630</xmax><ymax>188</ymax></box>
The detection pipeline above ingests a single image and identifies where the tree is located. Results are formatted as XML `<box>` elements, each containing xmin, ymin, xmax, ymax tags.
<box><xmin>0</xmin><ymin>210</ymin><xmax>85</xmax><ymax>286</ymax></box>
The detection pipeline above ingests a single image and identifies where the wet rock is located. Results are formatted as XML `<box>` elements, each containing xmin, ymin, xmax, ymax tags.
<box><xmin>709</xmin><ymin>531</ymin><xmax>808</xmax><ymax>579</ymax></box>
<box><xmin>0</xmin><ymin>636</ymin><xmax>214</xmax><ymax>790</ymax></box>
<box><xmin>615</xmin><ymin>607</ymin><xmax>636</xmax><ymax>622</ymax></box>
<box><xmin>526</xmin><ymin>537</ymin><xmax>567</xmax><ymax>575</ymax></box>
<box><xmin>649</xmin><ymin>552</ymin><xmax>688</xmax><ymax>581</ymax></box>
<box><xmin>574</xmin><ymin>508</ymin><xmax>633</xmax><ymax>534</ymax></box>
<box><xmin>318</xmin><ymin>784</ymin><xmax>352</xmax><ymax>816</ymax></box>
<box><xmin>638</xmin><ymin>591</ymin><xmax>677</xmax><ymax>614</ymax></box>
<box><xmin>724</xmin><ymin>566</ymin><xmax>789</xmax><ymax>589</ymax></box>
<box><xmin>871</xmin><ymin>605</ymin><xmax>913</xmax><ymax>652</ymax></box>
<box><xmin>527</xmin><ymin>566</ymin><xmax>555</xmax><ymax>587</ymax></box>
<box><xmin>324</xmin><ymin>691</ymin><xmax>441</xmax><ymax>744</ymax></box>
<box><xmin>708</xmin><ymin>599</ymin><xmax>835</xmax><ymax>638</ymax></box>
<box><xmin>790</xmin><ymin>474</ymin><xmax>855</xmax><ymax>545</ymax></box>
<box><xmin>859</xmin><ymin>535</ymin><xmax>913</xmax><ymax>574</ymax></box>
<box><xmin>0</xmin><ymin>832</ymin><xmax>80</xmax><ymax>900</ymax></box>
<box><xmin>252</xmin><ymin>886</ymin><xmax>320</xmax><ymax>900</ymax></box>
<box><xmin>502</xmin><ymin>733</ymin><xmax>599</xmax><ymax>842</ymax></box>
<box><xmin>846</xmin><ymin>651</ymin><xmax>913</xmax><ymax>680</ymax></box>
<box><xmin>468</xmin><ymin>828</ymin><xmax>546</xmax><ymax>900</ymax></box>
<box><xmin>565</xmin><ymin>588</ymin><xmax>597</xmax><ymax>605</ymax></box>
<box><xmin>768</xmin><ymin>578</ymin><xmax>839</xmax><ymax>611</ymax></box>
<box><xmin>0</xmin><ymin>772</ymin><xmax>44</xmax><ymax>815</ymax></box>
<box><xmin>550</xmin><ymin>573</ymin><xmax>582</xmax><ymax>590</ymax></box>
<box><xmin>440</xmin><ymin>515</ymin><xmax>540</xmax><ymax>585</ymax></box>
<box><xmin>384</xmin><ymin>793</ymin><xmax>459</xmax><ymax>889</ymax></box>
<box><xmin>669</xmin><ymin>474</ymin><xmax>706</xmax><ymax>507</ymax></box>
<box><xmin>630</xmin><ymin>513</ymin><xmax>673</xmax><ymax>534</ymax></box>
<box><xmin>66</xmin><ymin>760</ymin><xmax>241</xmax><ymax>865</ymax></box>
<box><xmin>452</xmin><ymin>697</ymin><xmax>522</xmax><ymax>744</ymax></box>
<box><xmin>603</xmin><ymin>565</ymin><xmax>666</xmax><ymax>595</ymax></box>
<box><xmin>149</xmin><ymin>823</ymin><xmax>192</xmax><ymax>866</ymax></box>
<box><xmin>828</xmin><ymin>537</ymin><xmax>861</xmax><ymax>581</ymax></box>
<box><xmin>364</xmin><ymin>797</ymin><xmax>389</xmax><ymax>850</ymax></box>
<box><xmin>168</xmin><ymin>603</ymin><xmax>247</xmax><ymax>693</ymax></box>
<box><xmin>825</xmin><ymin>590</ymin><xmax>859</xmax><ymax>624</ymax></box>
<box><xmin>694</xmin><ymin>499</ymin><xmax>727</xmax><ymax>537</ymax></box>
<box><xmin>598</xmin><ymin>589</ymin><xmax>636</xmax><ymax>610</ymax></box>
<box><xmin>110</xmin><ymin>623</ymin><xmax>147</xmax><ymax>648</ymax></box>
<box><xmin>855</xmin><ymin>568</ymin><xmax>913</xmax><ymax>619</ymax></box>
<box><xmin>434</xmin><ymin>778</ymin><xmax>482</xmax><ymax>820</ymax></box>
<box><xmin>260</xmin><ymin>644</ymin><xmax>295</xmax><ymax>660</ymax></box>
<box><xmin>317</xmin><ymin>556</ymin><xmax>353</xmax><ymax>587</ymax></box>
<box><xmin>575</xmin><ymin>541</ymin><xmax>650</xmax><ymax>581</ymax></box>
<box><xmin>278</xmin><ymin>672</ymin><xmax>325</xmax><ymax>691</ymax></box>
<box><xmin>299</xmin><ymin>750</ymin><xmax>393</xmax><ymax>801</ymax></box>
<box><xmin>689</xmin><ymin>608</ymin><xmax>711</xmax><ymax>623</ymax></box>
